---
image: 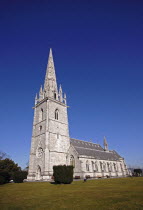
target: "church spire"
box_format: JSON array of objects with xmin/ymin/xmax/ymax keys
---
[
  {"xmin": 103, "ymin": 136, "xmax": 108, "ymax": 151},
  {"xmin": 44, "ymin": 48, "xmax": 58, "ymax": 97}
]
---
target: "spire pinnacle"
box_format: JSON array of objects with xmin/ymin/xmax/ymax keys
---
[
  {"xmin": 103, "ymin": 136, "xmax": 108, "ymax": 151},
  {"xmin": 35, "ymin": 93, "xmax": 38, "ymax": 105},
  {"xmin": 44, "ymin": 49, "xmax": 57, "ymax": 97},
  {"xmin": 59, "ymin": 84, "xmax": 63, "ymax": 102},
  {"xmin": 39, "ymin": 85, "xmax": 43, "ymax": 100},
  {"xmin": 63, "ymin": 93, "xmax": 67, "ymax": 104},
  {"xmin": 40, "ymin": 85, "xmax": 42, "ymax": 93},
  {"xmin": 35, "ymin": 93, "xmax": 38, "ymax": 100}
]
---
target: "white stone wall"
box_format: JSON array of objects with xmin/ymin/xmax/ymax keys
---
[
  {"xmin": 27, "ymin": 97, "xmax": 70, "ymax": 181},
  {"xmin": 65, "ymin": 152, "xmax": 128, "ymax": 179}
]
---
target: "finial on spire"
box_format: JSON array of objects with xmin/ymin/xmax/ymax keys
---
[
  {"xmin": 104, "ymin": 136, "xmax": 108, "ymax": 151},
  {"xmin": 49, "ymin": 48, "xmax": 52, "ymax": 57}
]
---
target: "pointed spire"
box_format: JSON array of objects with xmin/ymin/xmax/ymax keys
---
[
  {"xmin": 104, "ymin": 136, "xmax": 108, "ymax": 151},
  {"xmin": 44, "ymin": 48, "xmax": 58, "ymax": 98},
  {"xmin": 35, "ymin": 93, "xmax": 38, "ymax": 100},
  {"xmin": 63, "ymin": 93, "xmax": 67, "ymax": 104},
  {"xmin": 39, "ymin": 85, "xmax": 43, "ymax": 100},
  {"xmin": 35, "ymin": 93, "xmax": 38, "ymax": 105},
  {"xmin": 40, "ymin": 85, "xmax": 43, "ymax": 93},
  {"xmin": 59, "ymin": 84, "xmax": 63, "ymax": 102}
]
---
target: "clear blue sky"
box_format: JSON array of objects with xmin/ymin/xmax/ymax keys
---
[{"xmin": 0, "ymin": 0, "xmax": 143, "ymax": 169}]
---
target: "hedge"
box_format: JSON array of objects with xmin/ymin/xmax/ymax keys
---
[{"xmin": 53, "ymin": 165, "xmax": 73, "ymax": 184}]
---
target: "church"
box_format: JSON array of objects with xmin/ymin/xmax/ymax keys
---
[{"xmin": 27, "ymin": 49, "xmax": 129, "ymax": 181}]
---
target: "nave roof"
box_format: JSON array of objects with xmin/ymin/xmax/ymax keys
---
[{"xmin": 70, "ymin": 138, "xmax": 122, "ymax": 161}]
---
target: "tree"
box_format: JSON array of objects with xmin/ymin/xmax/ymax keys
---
[
  {"xmin": 134, "ymin": 169, "xmax": 142, "ymax": 176},
  {"xmin": 0, "ymin": 151, "xmax": 8, "ymax": 160},
  {"xmin": 0, "ymin": 158, "xmax": 21, "ymax": 178}
]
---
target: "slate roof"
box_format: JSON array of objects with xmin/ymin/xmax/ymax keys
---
[{"xmin": 70, "ymin": 138, "xmax": 122, "ymax": 161}]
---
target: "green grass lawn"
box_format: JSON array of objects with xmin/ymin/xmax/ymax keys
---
[{"xmin": 0, "ymin": 177, "xmax": 143, "ymax": 210}]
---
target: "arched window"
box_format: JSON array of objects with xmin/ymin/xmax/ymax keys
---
[
  {"xmin": 36, "ymin": 165, "xmax": 41, "ymax": 180},
  {"xmin": 100, "ymin": 162, "xmax": 103, "ymax": 171},
  {"xmin": 70, "ymin": 155, "xmax": 75, "ymax": 167},
  {"xmin": 103, "ymin": 162, "xmax": 106, "ymax": 172},
  {"xmin": 39, "ymin": 125, "xmax": 42, "ymax": 131},
  {"xmin": 86, "ymin": 160, "xmax": 89, "ymax": 171},
  {"xmin": 92, "ymin": 161, "xmax": 95, "ymax": 171},
  {"xmin": 107, "ymin": 162, "xmax": 110, "ymax": 172},
  {"xmin": 116, "ymin": 164, "xmax": 119, "ymax": 172},
  {"xmin": 95, "ymin": 162, "xmax": 98, "ymax": 172},
  {"xmin": 54, "ymin": 92, "xmax": 57, "ymax": 100},
  {"xmin": 113, "ymin": 163, "xmax": 116, "ymax": 172},
  {"xmin": 39, "ymin": 108, "xmax": 44, "ymax": 122},
  {"xmin": 55, "ymin": 109, "xmax": 59, "ymax": 120},
  {"xmin": 110, "ymin": 163, "xmax": 113, "ymax": 172},
  {"xmin": 120, "ymin": 163, "xmax": 123, "ymax": 172}
]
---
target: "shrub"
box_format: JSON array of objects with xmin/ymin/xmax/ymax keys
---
[
  {"xmin": 53, "ymin": 165, "xmax": 73, "ymax": 184},
  {"xmin": 0, "ymin": 170, "xmax": 11, "ymax": 184},
  {"xmin": 0, "ymin": 176, "xmax": 5, "ymax": 185},
  {"xmin": 13, "ymin": 171, "xmax": 27, "ymax": 183}
]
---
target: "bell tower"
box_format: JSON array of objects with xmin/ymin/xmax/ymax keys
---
[{"xmin": 27, "ymin": 49, "xmax": 70, "ymax": 181}]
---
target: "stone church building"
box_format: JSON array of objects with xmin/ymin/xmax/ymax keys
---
[{"xmin": 27, "ymin": 49, "xmax": 129, "ymax": 181}]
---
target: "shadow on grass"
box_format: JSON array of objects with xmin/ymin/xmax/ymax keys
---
[{"xmin": 50, "ymin": 181, "xmax": 73, "ymax": 185}]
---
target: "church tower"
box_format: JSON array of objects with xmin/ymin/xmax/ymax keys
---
[{"xmin": 27, "ymin": 49, "xmax": 70, "ymax": 181}]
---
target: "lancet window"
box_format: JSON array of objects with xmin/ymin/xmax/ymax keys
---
[
  {"xmin": 55, "ymin": 109, "xmax": 59, "ymax": 120},
  {"xmin": 39, "ymin": 108, "xmax": 44, "ymax": 122},
  {"xmin": 86, "ymin": 160, "xmax": 89, "ymax": 171},
  {"xmin": 95, "ymin": 162, "xmax": 98, "ymax": 171},
  {"xmin": 70, "ymin": 155, "xmax": 75, "ymax": 167},
  {"xmin": 92, "ymin": 161, "xmax": 95, "ymax": 171}
]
